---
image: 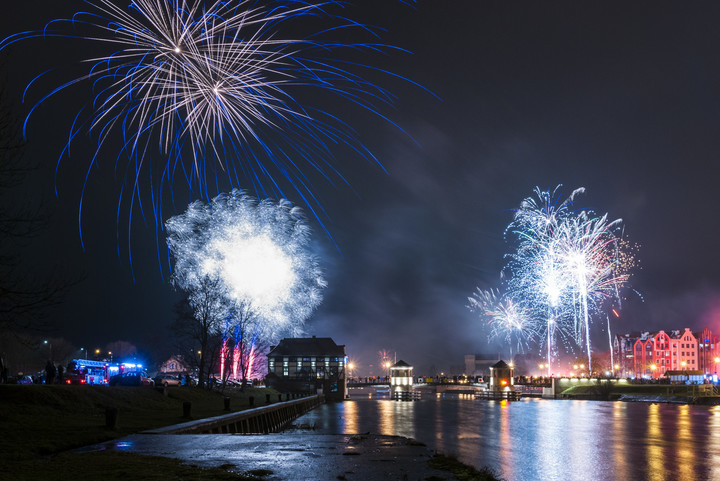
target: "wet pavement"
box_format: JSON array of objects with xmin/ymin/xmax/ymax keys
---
[{"xmin": 93, "ymin": 432, "xmax": 450, "ymax": 481}]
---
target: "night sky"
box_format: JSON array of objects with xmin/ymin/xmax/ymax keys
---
[{"xmin": 3, "ymin": 1, "xmax": 720, "ymax": 376}]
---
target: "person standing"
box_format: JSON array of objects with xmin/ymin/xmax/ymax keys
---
[{"xmin": 45, "ymin": 360, "xmax": 56, "ymax": 384}]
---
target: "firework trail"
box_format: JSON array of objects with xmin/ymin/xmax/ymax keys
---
[
  {"xmin": 467, "ymin": 288, "xmax": 538, "ymax": 359},
  {"xmin": 504, "ymin": 186, "xmax": 583, "ymax": 375},
  {"xmin": 554, "ymin": 210, "xmax": 627, "ymax": 372},
  {"xmin": 166, "ymin": 189, "xmax": 326, "ymax": 339},
  {"xmin": 2, "ymin": 0, "xmax": 428, "ymax": 269},
  {"xmin": 498, "ymin": 185, "xmax": 634, "ymax": 375}
]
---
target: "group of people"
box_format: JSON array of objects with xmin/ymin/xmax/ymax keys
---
[{"xmin": 44, "ymin": 360, "xmax": 65, "ymax": 384}]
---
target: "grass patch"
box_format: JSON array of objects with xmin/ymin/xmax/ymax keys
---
[
  {"xmin": 428, "ymin": 454, "xmax": 503, "ymax": 481},
  {"xmin": 0, "ymin": 384, "xmax": 280, "ymax": 479},
  {"xmin": 560, "ymin": 383, "xmax": 713, "ymax": 398},
  {"xmin": 0, "ymin": 384, "xmax": 278, "ymax": 457}
]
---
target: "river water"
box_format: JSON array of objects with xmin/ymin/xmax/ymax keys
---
[{"xmin": 287, "ymin": 388, "xmax": 720, "ymax": 481}]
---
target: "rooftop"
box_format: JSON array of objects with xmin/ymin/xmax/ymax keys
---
[{"xmin": 268, "ymin": 337, "xmax": 345, "ymax": 357}]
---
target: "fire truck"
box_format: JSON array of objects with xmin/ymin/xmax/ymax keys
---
[{"xmin": 65, "ymin": 359, "xmax": 113, "ymax": 385}]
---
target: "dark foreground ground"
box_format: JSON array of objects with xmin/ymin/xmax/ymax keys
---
[{"xmin": 0, "ymin": 385, "xmax": 500, "ymax": 481}]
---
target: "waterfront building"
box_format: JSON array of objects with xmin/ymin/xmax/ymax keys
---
[
  {"xmin": 489, "ymin": 360, "xmax": 514, "ymax": 391},
  {"xmin": 695, "ymin": 327, "xmax": 720, "ymax": 375},
  {"xmin": 632, "ymin": 334, "xmax": 655, "ymax": 378},
  {"xmin": 670, "ymin": 328, "xmax": 699, "ymax": 372},
  {"xmin": 613, "ymin": 332, "xmax": 642, "ymax": 377},
  {"xmin": 266, "ymin": 336, "xmax": 347, "ymax": 401},
  {"xmin": 390, "ymin": 360, "xmax": 414, "ymax": 400},
  {"xmin": 629, "ymin": 328, "xmax": 703, "ymax": 379},
  {"xmin": 666, "ymin": 369, "xmax": 705, "ymax": 384},
  {"xmin": 464, "ymin": 354, "xmax": 501, "ymax": 378}
]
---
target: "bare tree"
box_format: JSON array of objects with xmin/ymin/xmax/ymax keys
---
[
  {"xmin": 173, "ymin": 274, "xmax": 227, "ymax": 388},
  {"xmin": 0, "ymin": 82, "xmax": 76, "ymax": 354}
]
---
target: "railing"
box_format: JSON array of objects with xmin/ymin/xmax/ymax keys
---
[
  {"xmin": 689, "ymin": 384, "xmax": 719, "ymax": 397},
  {"xmin": 392, "ymin": 390, "xmax": 421, "ymax": 401},
  {"xmin": 474, "ymin": 390, "xmax": 522, "ymax": 401},
  {"xmin": 144, "ymin": 394, "xmax": 323, "ymax": 435}
]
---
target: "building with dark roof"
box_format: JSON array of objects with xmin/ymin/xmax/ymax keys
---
[{"xmin": 266, "ymin": 336, "xmax": 347, "ymax": 401}]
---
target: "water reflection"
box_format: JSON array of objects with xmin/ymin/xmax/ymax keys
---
[
  {"xmin": 676, "ymin": 405, "xmax": 694, "ymax": 481},
  {"xmin": 612, "ymin": 402, "xmax": 630, "ymax": 481},
  {"xmin": 498, "ymin": 400, "xmax": 514, "ymax": 481},
  {"xmin": 344, "ymin": 400, "xmax": 358, "ymax": 434},
  {"xmin": 292, "ymin": 391, "xmax": 719, "ymax": 481},
  {"xmin": 709, "ymin": 406, "xmax": 720, "ymax": 480}
]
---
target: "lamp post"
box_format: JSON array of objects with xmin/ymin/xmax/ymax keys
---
[
  {"xmin": 109, "ymin": 351, "xmax": 113, "ymax": 363},
  {"xmin": 80, "ymin": 348, "xmax": 87, "ymax": 360},
  {"xmin": 43, "ymin": 340, "xmax": 52, "ymax": 362},
  {"xmin": 348, "ymin": 362, "xmax": 355, "ymax": 380},
  {"xmin": 95, "ymin": 348, "xmax": 101, "ymax": 360},
  {"xmin": 384, "ymin": 361, "xmax": 391, "ymax": 382}
]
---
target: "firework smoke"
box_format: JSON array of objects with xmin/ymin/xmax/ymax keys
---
[{"xmin": 166, "ymin": 190, "xmax": 326, "ymax": 339}]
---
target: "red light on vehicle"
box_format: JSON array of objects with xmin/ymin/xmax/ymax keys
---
[
  {"xmin": 65, "ymin": 379, "xmax": 71, "ymax": 384},
  {"xmin": 80, "ymin": 379, "xmax": 86, "ymax": 384}
]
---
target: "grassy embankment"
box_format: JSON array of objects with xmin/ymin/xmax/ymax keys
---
[
  {"xmin": 0, "ymin": 384, "xmax": 280, "ymax": 480},
  {"xmin": 560, "ymin": 382, "xmax": 719, "ymax": 400}
]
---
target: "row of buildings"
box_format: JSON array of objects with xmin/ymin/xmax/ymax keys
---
[{"xmin": 614, "ymin": 327, "xmax": 720, "ymax": 379}]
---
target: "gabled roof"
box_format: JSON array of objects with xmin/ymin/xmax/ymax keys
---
[
  {"xmin": 391, "ymin": 360, "xmax": 411, "ymax": 369},
  {"xmin": 268, "ymin": 337, "xmax": 345, "ymax": 357},
  {"xmin": 491, "ymin": 360, "xmax": 510, "ymax": 369}
]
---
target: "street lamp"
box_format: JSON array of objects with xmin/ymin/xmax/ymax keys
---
[
  {"xmin": 108, "ymin": 351, "xmax": 113, "ymax": 363},
  {"xmin": 348, "ymin": 362, "xmax": 355, "ymax": 379},
  {"xmin": 95, "ymin": 348, "xmax": 101, "ymax": 360},
  {"xmin": 43, "ymin": 340, "xmax": 52, "ymax": 361},
  {"xmin": 80, "ymin": 347, "xmax": 87, "ymax": 360}
]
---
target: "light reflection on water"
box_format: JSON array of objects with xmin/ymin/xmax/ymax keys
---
[{"xmin": 289, "ymin": 391, "xmax": 720, "ymax": 481}]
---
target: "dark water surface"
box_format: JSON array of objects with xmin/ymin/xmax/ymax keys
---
[{"xmin": 288, "ymin": 389, "xmax": 720, "ymax": 481}]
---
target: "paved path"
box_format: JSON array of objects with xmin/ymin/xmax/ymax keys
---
[{"xmin": 92, "ymin": 433, "xmax": 452, "ymax": 481}]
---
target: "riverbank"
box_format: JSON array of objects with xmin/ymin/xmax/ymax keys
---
[
  {"xmin": 0, "ymin": 384, "xmax": 280, "ymax": 480},
  {"xmin": 558, "ymin": 382, "xmax": 720, "ymax": 404},
  {"xmin": 0, "ymin": 385, "xmax": 500, "ymax": 480}
]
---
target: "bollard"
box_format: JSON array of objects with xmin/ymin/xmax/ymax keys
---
[
  {"xmin": 248, "ymin": 396, "xmax": 254, "ymax": 407},
  {"xmin": 183, "ymin": 401, "xmax": 192, "ymax": 418},
  {"xmin": 266, "ymin": 393, "xmax": 271, "ymax": 404},
  {"xmin": 224, "ymin": 396, "xmax": 231, "ymax": 411},
  {"xmin": 105, "ymin": 407, "xmax": 118, "ymax": 429}
]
